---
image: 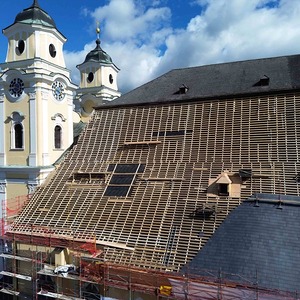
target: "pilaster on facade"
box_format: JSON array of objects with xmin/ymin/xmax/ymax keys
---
[
  {"xmin": 0, "ymin": 94, "xmax": 5, "ymax": 165},
  {"xmin": 29, "ymin": 92, "xmax": 37, "ymax": 167}
]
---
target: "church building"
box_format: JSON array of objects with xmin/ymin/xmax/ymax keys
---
[
  {"xmin": 0, "ymin": 0, "xmax": 120, "ymax": 215},
  {"xmin": 2, "ymin": 1, "xmax": 300, "ymax": 300}
]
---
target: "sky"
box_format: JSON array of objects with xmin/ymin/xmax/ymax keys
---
[{"xmin": 0, "ymin": 0, "xmax": 300, "ymax": 93}]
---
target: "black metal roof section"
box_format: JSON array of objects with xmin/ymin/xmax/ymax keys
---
[
  {"xmin": 183, "ymin": 193, "xmax": 300, "ymax": 293},
  {"xmin": 80, "ymin": 39, "xmax": 114, "ymax": 65},
  {"xmin": 10, "ymin": 0, "xmax": 56, "ymax": 29},
  {"xmin": 104, "ymin": 54, "xmax": 300, "ymax": 107}
]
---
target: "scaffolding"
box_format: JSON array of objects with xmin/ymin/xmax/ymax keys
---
[
  {"xmin": 1, "ymin": 195, "xmax": 30, "ymax": 237},
  {"xmin": 0, "ymin": 227, "xmax": 299, "ymax": 300}
]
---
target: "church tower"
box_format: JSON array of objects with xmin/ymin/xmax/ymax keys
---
[
  {"xmin": 75, "ymin": 25, "xmax": 121, "ymax": 117},
  {"xmin": 0, "ymin": 0, "xmax": 77, "ymax": 202}
]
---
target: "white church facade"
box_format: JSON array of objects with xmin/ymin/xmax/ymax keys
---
[{"xmin": 0, "ymin": 0, "xmax": 120, "ymax": 211}]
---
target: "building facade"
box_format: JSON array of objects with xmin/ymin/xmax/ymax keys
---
[{"xmin": 0, "ymin": 0, "xmax": 120, "ymax": 213}]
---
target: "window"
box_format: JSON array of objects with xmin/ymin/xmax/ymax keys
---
[
  {"xmin": 10, "ymin": 112, "xmax": 24, "ymax": 150},
  {"xmin": 87, "ymin": 72, "xmax": 94, "ymax": 83},
  {"xmin": 69, "ymin": 173, "xmax": 105, "ymax": 185},
  {"xmin": 104, "ymin": 164, "xmax": 145, "ymax": 197},
  {"xmin": 9, "ymin": 78, "xmax": 24, "ymax": 98},
  {"xmin": 14, "ymin": 124, "xmax": 23, "ymax": 149},
  {"xmin": 54, "ymin": 125, "xmax": 62, "ymax": 149},
  {"xmin": 218, "ymin": 183, "xmax": 229, "ymax": 196},
  {"xmin": 16, "ymin": 40, "xmax": 25, "ymax": 55},
  {"xmin": 109, "ymin": 74, "xmax": 113, "ymax": 84},
  {"xmin": 49, "ymin": 44, "xmax": 56, "ymax": 58}
]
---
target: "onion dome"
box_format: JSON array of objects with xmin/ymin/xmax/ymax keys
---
[
  {"xmin": 83, "ymin": 39, "xmax": 113, "ymax": 65},
  {"xmin": 13, "ymin": 0, "xmax": 56, "ymax": 28}
]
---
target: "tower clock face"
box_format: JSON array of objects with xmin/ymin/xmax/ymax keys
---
[
  {"xmin": 9, "ymin": 78, "xmax": 24, "ymax": 98},
  {"xmin": 52, "ymin": 81, "xmax": 65, "ymax": 101}
]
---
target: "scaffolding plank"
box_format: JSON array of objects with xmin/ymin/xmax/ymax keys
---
[
  {"xmin": 37, "ymin": 291, "xmax": 85, "ymax": 300},
  {"xmin": 0, "ymin": 271, "xmax": 32, "ymax": 281},
  {"xmin": 38, "ymin": 266, "xmax": 96, "ymax": 283},
  {"xmin": 0, "ymin": 288, "xmax": 20, "ymax": 296},
  {"xmin": 0, "ymin": 253, "xmax": 33, "ymax": 262}
]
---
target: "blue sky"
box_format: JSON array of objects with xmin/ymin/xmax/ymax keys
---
[{"xmin": 0, "ymin": 0, "xmax": 300, "ymax": 93}]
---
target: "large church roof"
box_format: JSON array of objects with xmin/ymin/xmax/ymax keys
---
[
  {"xmin": 106, "ymin": 54, "xmax": 300, "ymax": 107},
  {"xmin": 6, "ymin": 53, "xmax": 300, "ymax": 294}
]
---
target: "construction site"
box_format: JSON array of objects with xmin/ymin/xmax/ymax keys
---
[
  {"xmin": 1, "ymin": 2, "xmax": 300, "ymax": 298},
  {"xmin": 2, "ymin": 70, "xmax": 300, "ymax": 298},
  {"xmin": 0, "ymin": 196, "xmax": 300, "ymax": 300}
]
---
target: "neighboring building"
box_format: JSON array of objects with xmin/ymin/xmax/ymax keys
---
[
  {"xmin": 0, "ymin": 0, "xmax": 120, "ymax": 211},
  {"xmin": 2, "ymin": 53, "xmax": 300, "ymax": 299}
]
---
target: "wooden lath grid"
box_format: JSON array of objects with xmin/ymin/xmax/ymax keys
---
[{"xmin": 8, "ymin": 92, "xmax": 300, "ymax": 272}]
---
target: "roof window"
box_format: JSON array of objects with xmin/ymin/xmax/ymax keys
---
[
  {"xmin": 104, "ymin": 164, "xmax": 145, "ymax": 197},
  {"xmin": 174, "ymin": 84, "xmax": 189, "ymax": 95},
  {"xmin": 253, "ymin": 75, "xmax": 269, "ymax": 87}
]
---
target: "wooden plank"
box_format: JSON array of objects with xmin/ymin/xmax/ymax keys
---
[
  {"xmin": 141, "ymin": 177, "xmax": 185, "ymax": 181},
  {"xmin": 0, "ymin": 271, "xmax": 32, "ymax": 281},
  {"xmin": 124, "ymin": 141, "xmax": 161, "ymax": 145},
  {"xmin": 0, "ymin": 288, "xmax": 20, "ymax": 296},
  {"xmin": 107, "ymin": 199, "xmax": 132, "ymax": 203},
  {"xmin": 95, "ymin": 240, "xmax": 135, "ymax": 251},
  {"xmin": 37, "ymin": 291, "xmax": 85, "ymax": 300},
  {"xmin": 0, "ymin": 253, "xmax": 33, "ymax": 262}
]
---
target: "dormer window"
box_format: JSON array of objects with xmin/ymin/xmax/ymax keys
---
[
  {"xmin": 207, "ymin": 171, "xmax": 241, "ymax": 198},
  {"xmin": 216, "ymin": 174, "xmax": 231, "ymax": 196},
  {"xmin": 253, "ymin": 75, "xmax": 270, "ymax": 87},
  {"xmin": 218, "ymin": 183, "xmax": 229, "ymax": 196}
]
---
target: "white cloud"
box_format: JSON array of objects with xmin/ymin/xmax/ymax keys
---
[
  {"xmin": 90, "ymin": 0, "xmax": 171, "ymax": 43},
  {"xmin": 64, "ymin": 43, "xmax": 95, "ymax": 84},
  {"xmin": 64, "ymin": 0, "xmax": 300, "ymax": 94},
  {"xmin": 65, "ymin": 0, "xmax": 172, "ymax": 92}
]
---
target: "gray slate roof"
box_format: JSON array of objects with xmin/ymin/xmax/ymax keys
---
[
  {"xmin": 184, "ymin": 193, "xmax": 300, "ymax": 293},
  {"xmin": 105, "ymin": 54, "xmax": 300, "ymax": 107}
]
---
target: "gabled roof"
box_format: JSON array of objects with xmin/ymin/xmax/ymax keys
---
[{"xmin": 105, "ymin": 54, "xmax": 300, "ymax": 107}]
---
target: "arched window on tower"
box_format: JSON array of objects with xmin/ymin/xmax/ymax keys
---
[
  {"xmin": 54, "ymin": 125, "xmax": 62, "ymax": 149},
  {"xmin": 10, "ymin": 112, "xmax": 25, "ymax": 150},
  {"xmin": 51, "ymin": 113, "xmax": 65, "ymax": 150},
  {"xmin": 14, "ymin": 123, "xmax": 23, "ymax": 149}
]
